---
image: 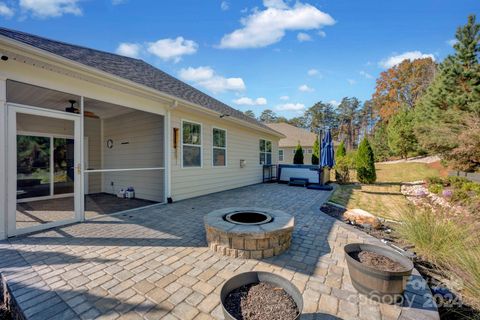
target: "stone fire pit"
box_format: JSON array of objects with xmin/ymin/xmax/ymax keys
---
[{"xmin": 204, "ymin": 207, "xmax": 294, "ymax": 259}]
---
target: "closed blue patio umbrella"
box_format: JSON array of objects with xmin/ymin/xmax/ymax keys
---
[
  {"xmin": 321, "ymin": 129, "xmax": 335, "ymax": 169},
  {"xmin": 308, "ymin": 129, "xmax": 334, "ymax": 190}
]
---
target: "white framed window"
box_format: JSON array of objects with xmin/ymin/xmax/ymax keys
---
[
  {"xmin": 259, "ymin": 139, "xmax": 272, "ymax": 165},
  {"xmin": 182, "ymin": 120, "xmax": 202, "ymax": 168},
  {"xmin": 212, "ymin": 127, "xmax": 227, "ymax": 167},
  {"xmin": 292, "ymin": 149, "xmax": 296, "ymax": 154},
  {"xmin": 307, "ymin": 149, "xmax": 312, "ymax": 154},
  {"xmin": 278, "ymin": 149, "xmax": 284, "ymax": 162}
]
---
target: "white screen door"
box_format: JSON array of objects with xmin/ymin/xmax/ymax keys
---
[{"xmin": 7, "ymin": 104, "xmax": 82, "ymax": 236}]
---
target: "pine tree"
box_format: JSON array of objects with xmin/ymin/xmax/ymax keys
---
[
  {"xmin": 371, "ymin": 123, "xmax": 391, "ymax": 161},
  {"xmin": 414, "ymin": 15, "xmax": 480, "ymax": 170},
  {"xmin": 387, "ymin": 107, "xmax": 418, "ymax": 159},
  {"xmin": 293, "ymin": 143, "xmax": 304, "ymax": 164},
  {"xmin": 312, "ymin": 137, "xmax": 319, "ymax": 165},
  {"xmin": 356, "ymin": 138, "xmax": 376, "ymax": 184}
]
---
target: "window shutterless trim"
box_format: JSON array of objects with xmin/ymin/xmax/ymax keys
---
[
  {"xmin": 212, "ymin": 126, "xmax": 227, "ymax": 167},
  {"xmin": 259, "ymin": 138, "xmax": 272, "ymax": 165},
  {"xmin": 181, "ymin": 119, "xmax": 203, "ymax": 168}
]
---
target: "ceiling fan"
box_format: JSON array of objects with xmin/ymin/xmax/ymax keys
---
[{"xmin": 65, "ymin": 100, "xmax": 99, "ymax": 119}]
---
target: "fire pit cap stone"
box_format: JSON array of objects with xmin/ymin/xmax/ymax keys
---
[{"xmin": 204, "ymin": 207, "xmax": 295, "ymax": 259}]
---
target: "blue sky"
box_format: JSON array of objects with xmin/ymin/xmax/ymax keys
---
[{"xmin": 0, "ymin": 0, "xmax": 478, "ymax": 118}]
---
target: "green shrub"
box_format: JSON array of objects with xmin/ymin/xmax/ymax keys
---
[
  {"xmin": 428, "ymin": 184, "xmax": 444, "ymax": 194},
  {"xmin": 336, "ymin": 141, "xmax": 346, "ymax": 158},
  {"xmin": 452, "ymin": 189, "xmax": 470, "ymax": 203},
  {"xmin": 447, "ymin": 176, "xmax": 469, "ymax": 188},
  {"xmin": 399, "ymin": 210, "xmax": 466, "ymax": 265},
  {"xmin": 356, "ymin": 138, "xmax": 376, "ymax": 184},
  {"xmin": 293, "ymin": 143, "xmax": 304, "ymax": 164},
  {"xmin": 335, "ymin": 157, "xmax": 351, "ymax": 184},
  {"xmin": 462, "ymin": 181, "xmax": 480, "ymax": 195},
  {"xmin": 426, "ymin": 176, "xmax": 445, "ymax": 186},
  {"xmin": 312, "ymin": 137, "xmax": 319, "ymax": 165}
]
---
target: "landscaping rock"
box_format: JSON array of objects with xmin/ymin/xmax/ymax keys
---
[{"xmin": 342, "ymin": 208, "xmax": 382, "ymax": 229}]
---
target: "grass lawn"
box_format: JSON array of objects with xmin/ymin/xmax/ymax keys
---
[{"xmin": 329, "ymin": 162, "xmax": 443, "ymax": 220}]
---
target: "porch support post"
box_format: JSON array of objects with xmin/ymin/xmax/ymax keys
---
[
  {"xmin": 79, "ymin": 96, "xmax": 85, "ymax": 221},
  {"xmin": 164, "ymin": 109, "xmax": 172, "ymax": 202},
  {"xmin": 0, "ymin": 75, "xmax": 7, "ymax": 239}
]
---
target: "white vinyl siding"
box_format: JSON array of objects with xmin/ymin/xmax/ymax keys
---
[
  {"xmin": 102, "ymin": 111, "xmax": 164, "ymax": 202},
  {"xmin": 212, "ymin": 127, "xmax": 227, "ymax": 167},
  {"xmin": 170, "ymin": 109, "xmax": 279, "ymax": 201}
]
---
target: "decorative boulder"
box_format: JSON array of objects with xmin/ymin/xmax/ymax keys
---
[{"xmin": 342, "ymin": 208, "xmax": 382, "ymax": 229}]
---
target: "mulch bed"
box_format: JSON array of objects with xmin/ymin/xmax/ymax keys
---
[
  {"xmin": 351, "ymin": 250, "xmax": 409, "ymax": 272},
  {"xmin": 224, "ymin": 282, "xmax": 299, "ymax": 320},
  {"xmin": 320, "ymin": 203, "xmax": 404, "ymax": 244}
]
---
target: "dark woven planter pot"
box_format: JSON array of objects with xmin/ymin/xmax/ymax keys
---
[
  {"xmin": 345, "ymin": 243, "xmax": 414, "ymax": 304},
  {"xmin": 220, "ymin": 271, "xmax": 303, "ymax": 320}
]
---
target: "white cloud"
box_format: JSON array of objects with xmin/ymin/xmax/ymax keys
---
[
  {"xmin": 178, "ymin": 66, "xmax": 214, "ymax": 82},
  {"xmin": 318, "ymin": 30, "xmax": 326, "ymax": 38},
  {"xmin": 297, "ymin": 32, "xmax": 312, "ymax": 42},
  {"xmin": 359, "ymin": 70, "xmax": 373, "ymax": 79},
  {"xmin": 0, "ymin": 2, "xmax": 14, "ymax": 18},
  {"xmin": 347, "ymin": 79, "xmax": 356, "ymax": 85},
  {"xmin": 147, "ymin": 37, "xmax": 198, "ymax": 63},
  {"xmin": 328, "ymin": 100, "xmax": 340, "ymax": 107},
  {"xmin": 263, "ymin": 0, "xmax": 288, "ymax": 9},
  {"xmin": 380, "ymin": 51, "xmax": 435, "ymax": 69},
  {"xmin": 307, "ymin": 68, "xmax": 318, "ymax": 76},
  {"xmin": 446, "ymin": 39, "xmax": 457, "ymax": 47},
  {"xmin": 115, "ymin": 43, "xmax": 141, "ymax": 58},
  {"xmin": 179, "ymin": 66, "xmax": 246, "ymax": 93},
  {"xmin": 19, "ymin": 0, "xmax": 82, "ymax": 18},
  {"xmin": 233, "ymin": 97, "xmax": 267, "ymax": 106},
  {"xmin": 218, "ymin": 1, "xmax": 335, "ymax": 49},
  {"xmin": 221, "ymin": 1, "xmax": 229, "ymax": 11},
  {"xmin": 276, "ymin": 103, "xmax": 305, "ymax": 111},
  {"xmin": 299, "ymin": 84, "xmax": 314, "ymax": 92},
  {"xmin": 279, "ymin": 95, "xmax": 289, "ymax": 101}
]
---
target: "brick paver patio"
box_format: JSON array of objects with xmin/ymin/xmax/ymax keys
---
[{"xmin": 0, "ymin": 184, "xmax": 438, "ymax": 319}]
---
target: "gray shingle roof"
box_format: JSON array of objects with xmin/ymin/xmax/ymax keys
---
[{"xmin": 0, "ymin": 27, "xmax": 277, "ymax": 134}]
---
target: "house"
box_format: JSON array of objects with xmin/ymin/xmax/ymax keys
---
[
  {"xmin": 266, "ymin": 123, "xmax": 318, "ymax": 165},
  {"xmin": 0, "ymin": 27, "xmax": 284, "ymax": 239}
]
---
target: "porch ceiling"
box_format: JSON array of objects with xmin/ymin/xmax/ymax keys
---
[{"xmin": 6, "ymin": 80, "xmax": 137, "ymax": 119}]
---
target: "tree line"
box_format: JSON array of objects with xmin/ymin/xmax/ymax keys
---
[{"xmin": 246, "ymin": 14, "xmax": 480, "ymax": 172}]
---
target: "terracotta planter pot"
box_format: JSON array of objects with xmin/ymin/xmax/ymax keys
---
[
  {"xmin": 220, "ymin": 271, "xmax": 303, "ymax": 320},
  {"xmin": 345, "ymin": 243, "xmax": 414, "ymax": 304}
]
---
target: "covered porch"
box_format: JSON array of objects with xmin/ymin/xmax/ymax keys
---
[{"xmin": 3, "ymin": 79, "xmax": 167, "ymax": 236}]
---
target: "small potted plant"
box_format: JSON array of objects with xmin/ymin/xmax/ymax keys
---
[
  {"xmin": 344, "ymin": 243, "xmax": 414, "ymax": 304},
  {"xmin": 220, "ymin": 271, "xmax": 303, "ymax": 320}
]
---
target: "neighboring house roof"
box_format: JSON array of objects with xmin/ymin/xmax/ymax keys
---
[
  {"xmin": 266, "ymin": 123, "xmax": 317, "ymax": 148},
  {"xmin": 0, "ymin": 27, "xmax": 280, "ymax": 135}
]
